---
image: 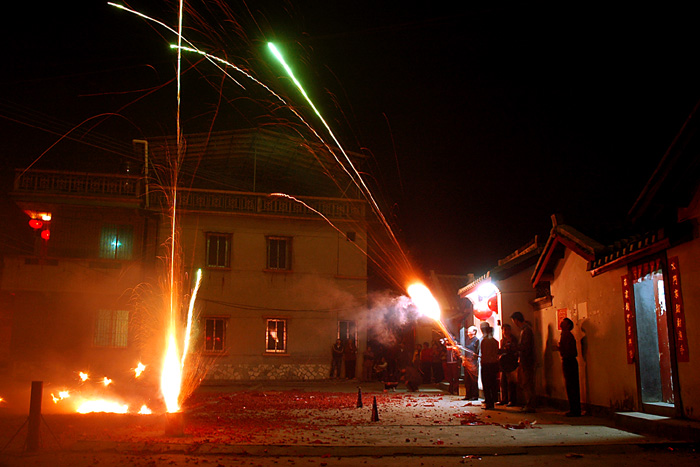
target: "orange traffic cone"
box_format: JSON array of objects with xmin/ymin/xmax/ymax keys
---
[
  {"xmin": 371, "ymin": 396, "xmax": 379, "ymax": 422},
  {"xmin": 357, "ymin": 387, "xmax": 363, "ymax": 408}
]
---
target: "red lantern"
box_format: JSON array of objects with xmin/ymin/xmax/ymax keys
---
[
  {"xmin": 41, "ymin": 229, "xmax": 50, "ymax": 241},
  {"xmin": 29, "ymin": 219, "xmax": 43, "ymax": 230},
  {"xmin": 473, "ymin": 308, "xmax": 493, "ymax": 320},
  {"xmin": 487, "ymin": 296, "xmax": 498, "ymax": 313}
]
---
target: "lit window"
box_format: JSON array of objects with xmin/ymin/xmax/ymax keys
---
[
  {"xmin": 266, "ymin": 236, "xmax": 291, "ymax": 270},
  {"xmin": 100, "ymin": 224, "xmax": 134, "ymax": 260},
  {"xmin": 94, "ymin": 310, "xmax": 129, "ymax": 348},
  {"xmin": 205, "ymin": 318, "xmax": 226, "ymax": 353},
  {"xmin": 206, "ymin": 233, "xmax": 231, "ymax": 268},
  {"xmin": 266, "ymin": 319, "xmax": 287, "ymax": 353}
]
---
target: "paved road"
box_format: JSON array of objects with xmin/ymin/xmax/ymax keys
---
[{"xmin": 1, "ymin": 380, "xmax": 698, "ymax": 466}]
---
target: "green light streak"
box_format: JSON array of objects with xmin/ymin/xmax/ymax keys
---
[
  {"xmin": 267, "ymin": 43, "xmax": 326, "ymax": 125},
  {"xmin": 266, "ymin": 42, "xmax": 408, "ymax": 270}
]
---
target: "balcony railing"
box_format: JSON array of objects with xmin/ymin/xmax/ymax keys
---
[
  {"xmin": 151, "ymin": 189, "xmax": 366, "ymax": 220},
  {"xmin": 14, "ymin": 169, "xmax": 140, "ymax": 198},
  {"xmin": 13, "ymin": 169, "xmax": 365, "ymax": 221}
]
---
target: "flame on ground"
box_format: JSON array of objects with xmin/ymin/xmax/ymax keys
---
[{"xmin": 76, "ymin": 399, "xmax": 128, "ymax": 414}]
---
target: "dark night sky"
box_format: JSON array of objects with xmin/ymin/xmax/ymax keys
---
[{"xmin": 3, "ymin": 2, "xmax": 699, "ymax": 276}]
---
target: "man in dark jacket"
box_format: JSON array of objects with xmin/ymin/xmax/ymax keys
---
[
  {"xmin": 511, "ymin": 311, "xmax": 535, "ymax": 412},
  {"xmin": 557, "ymin": 318, "xmax": 581, "ymax": 416}
]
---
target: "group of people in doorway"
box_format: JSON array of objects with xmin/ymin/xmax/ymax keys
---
[
  {"xmin": 461, "ymin": 311, "xmax": 580, "ymax": 416},
  {"xmin": 330, "ymin": 311, "xmax": 581, "ymax": 417},
  {"xmin": 462, "ymin": 312, "xmax": 534, "ymax": 411}
]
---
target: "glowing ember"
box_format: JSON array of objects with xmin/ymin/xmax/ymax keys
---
[
  {"xmin": 79, "ymin": 372, "xmax": 89, "ymax": 382},
  {"xmin": 102, "ymin": 377, "xmax": 113, "ymax": 387},
  {"xmin": 76, "ymin": 400, "xmax": 128, "ymax": 414},
  {"xmin": 51, "ymin": 391, "xmax": 70, "ymax": 404},
  {"xmin": 407, "ymin": 283, "xmax": 441, "ymax": 321},
  {"xmin": 138, "ymin": 404, "xmax": 152, "ymax": 415},
  {"xmin": 134, "ymin": 362, "xmax": 146, "ymax": 378}
]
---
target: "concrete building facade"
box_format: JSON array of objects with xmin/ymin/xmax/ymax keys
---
[{"xmin": 0, "ymin": 129, "xmax": 369, "ymax": 390}]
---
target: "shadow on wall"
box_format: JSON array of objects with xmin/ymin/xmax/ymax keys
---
[{"xmin": 543, "ymin": 322, "xmax": 557, "ymax": 397}]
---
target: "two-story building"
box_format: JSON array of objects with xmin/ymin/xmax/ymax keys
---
[{"xmin": 0, "ymin": 128, "xmax": 369, "ymax": 394}]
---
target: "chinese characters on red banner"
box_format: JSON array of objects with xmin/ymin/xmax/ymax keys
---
[
  {"xmin": 557, "ymin": 308, "xmax": 568, "ymax": 329},
  {"xmin": 621, "ymin": 275, "xmax": 635, "ymax": 364},
  {"xmin": 668, "ymin": 257, "xmax": 689, "ymax": 362}
]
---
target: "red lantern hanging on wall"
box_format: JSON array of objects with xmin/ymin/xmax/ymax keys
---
[
  {"xmin": 473, "ymin": 308, "xmax": 493, "ymax": 321},
  {"xmin": 487, "ymin": 296, "xmax": 498, "ymax": 313}
]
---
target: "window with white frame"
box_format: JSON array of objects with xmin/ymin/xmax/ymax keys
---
[
  {"xmin": 266, "ymin": 319, "xmax": 287, "ymax": 353},
  {"xmin": 266, "ymin": 236, "xmax": 291, "ymax": 270},
  {"xmin": 94, "ymin": 309, "xmax": 129, "ymax": 348},
  {"xmin": 204, "ymin": 318, "xmax": 226, "ymax": 353},
  {"xmin": 206, "ymin": 233, "xmax": 231, "ymax": 268}
]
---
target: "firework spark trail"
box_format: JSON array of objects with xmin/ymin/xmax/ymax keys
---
[
  {"xmin": 266, "ymin": 43, "xmax": 410, "ymax": 271},
  {"xmin": 110, "ymin": 0, "xmax": 412, "ymax": 283},
  {"xmin": 181, "ymin": 269, "xmax": 203, "ymax": 371},
  {"xmin": 110, "ymin": 1, "xmax": 204, "ymax": 413},
  {"xmin": 108, "ymin": 3, "xmax": 246, "ymax": 89},
  {"xmin": 270, "ymin": 193, "xmax": 370, "ymax": 259},
  {"xmin": 112, "ymin": 4, "xmax": 439, "ymax": 336}
]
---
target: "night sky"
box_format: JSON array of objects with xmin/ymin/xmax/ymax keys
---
[{"xmin": 3, "ymin": 2, "xmax": 699, "ymax": 276}]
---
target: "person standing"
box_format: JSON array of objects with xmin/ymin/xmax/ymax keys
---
[
  {"xmin": 558, "ymin": 318, "xmax": 582, "ymax": 417},
  {"xmin": 344, "ymin": 339, "xmax": 357, "ymax": 379},
  {"xmin": 330, "ymin": 338, "xmax": 344, "ymax": 379},
  {"xmin": 462, "ymin": 326, "xmax": 480, "ymax": 400},
  {"xmin": 511, "ymin": 311, "xmax": 535, "ymax": 412},
  {"xmin": 412, "ymin": 344, "xmax": 423, "ymax": 368},
  {"xmin": 479, "ymin": 324, "xmax": 500, "ymax": 410},
  {"xmin": 498, "ymin": 323, "xmax": 519, "ymax": 406}
]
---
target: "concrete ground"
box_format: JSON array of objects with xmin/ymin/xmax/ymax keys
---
[{"xmin": 1, "ymin": 380, "xmax": 698, "ymax": 466}]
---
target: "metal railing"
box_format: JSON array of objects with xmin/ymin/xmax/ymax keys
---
[
  {"xmin": 151, "ymin": 189, "xmax": 366, "ymax": 220},
  {"xmin": 14, "ymin": 169, "xmax": 140, "ymax": 197},
  {"xmin": 13, "ymin": 170, "xmax": 365, "ymax": 221}
]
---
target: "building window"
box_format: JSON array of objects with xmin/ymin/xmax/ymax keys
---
[
  {"xmin": 206, "ymin": 233, "xmax": 231, "ymax": 268},
  {"xmin": 266, "ymin": 236, "xmax": 291, "ymax": 270},
  {"xmin": 266, "ymin": 319, "xmax": 287, "ymax": 353},
  {"xmin": 94, "ymin": 309, "xmax": 129, "ymax": 348},
  {"xmin": 100, "ymin": 224, "xmax": 134, "ymax": 260},
  {"xmin": 204, "ymin": 318, "xmax": 226, "ymax": 353},
  {"xmin": 338, "ymin": 320, "xmax": 356, "ymax": 346}
]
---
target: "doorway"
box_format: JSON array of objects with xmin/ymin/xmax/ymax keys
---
[{"xmin": 632, "ymin": 266, "xmax": 675, "ymax": 415}]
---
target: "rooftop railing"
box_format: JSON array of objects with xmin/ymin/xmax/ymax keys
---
[{"xmin": 13, "ymin": 169, "xmax": 365, "ymax": 220}]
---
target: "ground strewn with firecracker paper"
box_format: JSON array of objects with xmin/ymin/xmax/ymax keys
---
[{"xmin": 1, "ymin": 381, "xmax": 698, "ymax": 466}]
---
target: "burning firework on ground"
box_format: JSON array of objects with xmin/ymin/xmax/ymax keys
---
[{"xmin": 47, "ymin": 365, "xmax": 157, "ymax": 414}]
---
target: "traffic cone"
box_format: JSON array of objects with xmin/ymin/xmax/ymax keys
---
[
  {"xmin": 356, "ymin": 387, "xmax": 363, "ymax": 408},
  {"xmin": 371, "ymin": 396, "xmax": 379, "ymax": 421}
]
